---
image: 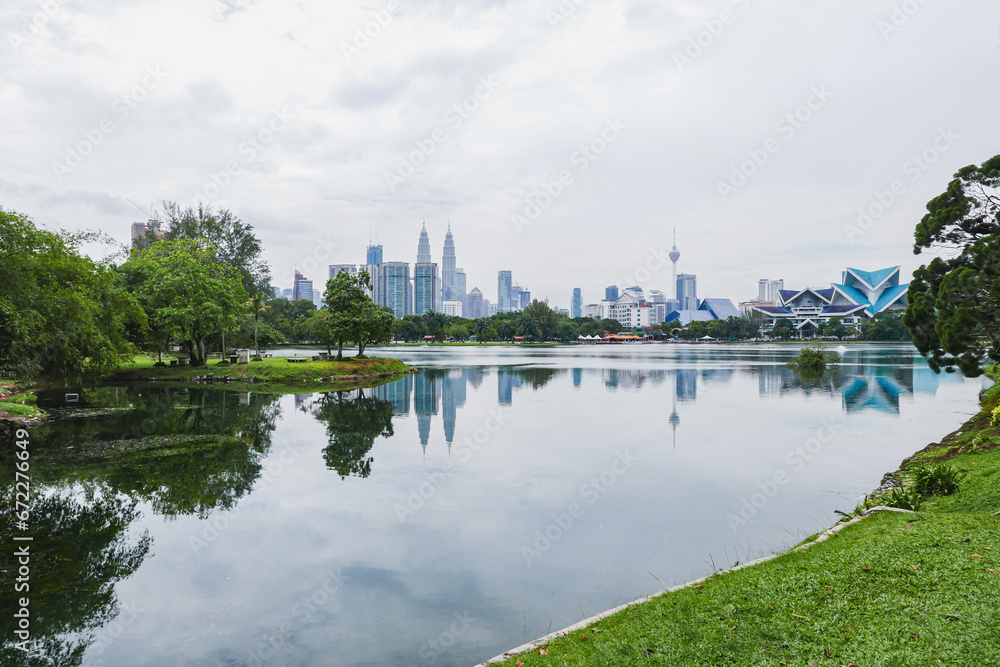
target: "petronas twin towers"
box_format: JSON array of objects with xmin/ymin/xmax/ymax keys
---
[{"xmin": 414, "ymin": 222, "xmax": 463, "ymax": 316}]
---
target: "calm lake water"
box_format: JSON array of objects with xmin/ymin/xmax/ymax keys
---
[{"xmin": 0, "ymin": 344, "xmax": 983, "ymax": 666}]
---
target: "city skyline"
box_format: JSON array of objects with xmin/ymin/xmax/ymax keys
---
[{"xmin": 5, "ymin": 2, "xmax": 992, "ymax": 309}]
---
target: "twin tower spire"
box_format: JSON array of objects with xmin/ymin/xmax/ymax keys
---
[{"xmin": 417, "ymin": 220, "xmax": 460, "ymax": 307}]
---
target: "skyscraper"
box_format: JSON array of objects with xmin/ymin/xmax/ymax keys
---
[
  {"xmin": 571, "ymin": 288, "xmax": 582, "ymax": 318},
  {"xmin": 366, "ymin": 244, "xmax": 383, "ymax": 265},
  {"xmin": 466, "ymin": 287, "xmax": 484, "ymax": 319},
  {"xmin": 455, "ymin": 268, "xmax": 467, "ymax": 312},
  {"xmin": 605, "ymin": 285, "xmax": 619, "ymax": 301},
  {"xmin": 512, "ymin": 285, "xmax": 530, "ymax": 310},
  {"xmin": 441, "ymin": 224, "xmax": 457, "ymax": 304},
  {"xmin": 329, "ymin": 264, "xmax": 357, "ymax": 280},
  {"xmin": 498, "ymin": 270, "xmax": 513, "ymax": 312},
  {"xmin": 414, "ymin": 263, "xmax": 439, "ymax": 315},
  {"xmin": 293, "ymin": 271, "xmax": 314, "ymax": 303},
  {"xmin": 677, "ymin": 273, "xmax": 698, "ymax": 310},
  {"xmin": 669, "ymin": 228, "xmax": 681, "ymax": 300},
  {"xmin": 417, "ymin": 222, "xmax": 432, "ymax": 264},
  {"xmin": 371, "ymin": 262, "xmax": 411, "ymax": 318}
]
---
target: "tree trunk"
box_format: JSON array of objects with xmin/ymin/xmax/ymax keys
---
[
  {"xmin": 336, "ymin": 337, "xmax": 344, "ymax": 361},
  {"xmin": 357, "ymin": 339, "xmax": 366, "ymax": 358}
]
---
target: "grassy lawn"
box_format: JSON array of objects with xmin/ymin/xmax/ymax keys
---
[
  {"xmin": 0, "ymin": 382, "xmax": 40, "ymax": 419},
  {"xmin": 112, "ymin": 355, "xmax": 411, "ymax": 392},
  {"xmin": 490, "ymin": 378, "xmax": 1000, "ymax": 666}
]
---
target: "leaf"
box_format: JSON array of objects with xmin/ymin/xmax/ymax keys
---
[
  {"xmin": 792, "ymin": 613, "xmax": 809, "ymax": 619},
  {"xmin": 539, "ymin": 647, "xmax": 549, "ymax": 656},
  {"xmin": 515, "ymin": 661, "xmax": 523, "ymax": 667},
  {"xmin": 972, "ymin": 553, "xmax": 982, "ymax": 558},
  {"xmin": 824, "ymin": 650, "xmax": 833, "ymax": 658}
]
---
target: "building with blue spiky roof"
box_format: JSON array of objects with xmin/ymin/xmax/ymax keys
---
[{"xmin": 752, "ymin": 266, "xmax": 909, "ymax": 336}]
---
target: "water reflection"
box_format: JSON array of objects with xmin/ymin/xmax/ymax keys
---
[
  {"xmin": 309, "ymin": 389, "xmax": 395, "ymax": 478},
  {"xmin": 0, "ymin": 490, "xmax": 151, "ymax": 666}
]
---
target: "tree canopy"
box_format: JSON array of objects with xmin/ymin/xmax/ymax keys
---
[
  {"xmin": 160, "ymin": 202, "xmax": 271, "ymax": 296},
  {"xmin": 0, "ymin": 207, "xmax": 143, "ymax": 380},
  {"xmin": 905, "ymin": 155, "xmax": 1000, "ymax": 376},
  {"xmin": 120, "ymin": 239, "xmax": 248, "ymax": 366}
]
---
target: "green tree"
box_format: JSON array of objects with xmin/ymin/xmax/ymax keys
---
[
  {"xmin": 121, "ymin": 239, "xmax": 248, "ymax": 366},
  {"xmin": 861, "ymin": 311, "xmax": 911, "ymax": 341},
  {"xmin": 523, "ymin": 300, "xmax": 559, "ymax": 339},
  {"xmin": 394, "ymin": 315, "xmax": 426, "ymax": 342},
  {"xmin": 0, "ymin": 208, "xmax": 144, "ymax": 380},
  {"xmin": 557, "ymin": 320, "xmax": 581, "ymax": 342},
  {"xmin": 472, "ymin": 319, "xmax": 492, "ymax": 342},
  {"xmin": 825, "ymin": 316, "xmax": 850, "ymax": 340},
  {"xmin": 423, "ymin": 311, "xmax": 448, "ymax": 341},
  {"xmin": 770, "ymin": 319, "xmax": 796, "ymax": 340},
  {"xmin": 322, "ymin": 270, "xmax": 373, "ymax": 359},
  {"xmin": 161, "ymin": 202, "xmax": 270, "ymax": 296},
  {"xmin": 497, "ymin": 319, "xmax": 515, "ymax": 342},
  {"xmin": 905, "ymin": 155, "xmax": 1000, "ymax": 376},
  {"xmin": 264, "ymin": 298, "xmax": 316, "ymax": 343},
  {"xmin": 354, "ymin": 306, "xmax": 395, "ymax": 357},
  {"xmin": 246, "ymin": 292, "xmax": 269, "ymax": 358},
  {"xmin": 449, "ymin": 323, "xmax": 470, "ymax": 341},
  {"xmin": 599, "ymin": 318, "xmax": 623, "ymax": 334}
]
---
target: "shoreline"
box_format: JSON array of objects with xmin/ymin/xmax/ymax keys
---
[{"xmin": 479, "ymin": 369, "xmax": 999, "ymax": 666}]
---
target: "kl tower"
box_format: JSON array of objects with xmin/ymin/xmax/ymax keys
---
[{"xmin": 669, "ymin": 228, "xmax": 681, "ymax": 300}]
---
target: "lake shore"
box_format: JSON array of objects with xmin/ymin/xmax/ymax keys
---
[
  {"xmin": 106, "ymin": 355, "xmax": 414, "ymax": 394},
  {"xmin": 481, "ymin": 370, "xmax": 1000, "ymax": 666}
]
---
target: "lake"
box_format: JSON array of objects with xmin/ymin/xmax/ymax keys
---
[{"xmin": 0, "ymin": 344, "xmax": 983, "ymax": 666}]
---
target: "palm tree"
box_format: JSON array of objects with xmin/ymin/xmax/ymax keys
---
[
  {"xmin": 497, "ymin": 320, "xmax": 515, "ymax": 342},
  {"xmin": 472, "ymin": 319, "xmax": 491, "ymax": 343},
  {"xmin": 422, "ymin": 311, "xmax": 448, "ymax": 342},
  {"xmin": 246, "ymin": 293, "xmax": 270, "ymax": 358}
]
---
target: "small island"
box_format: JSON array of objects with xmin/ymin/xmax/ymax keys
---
[{"xmin": 110, "ymin": 355, "xmax": 413, "ymax": 393}]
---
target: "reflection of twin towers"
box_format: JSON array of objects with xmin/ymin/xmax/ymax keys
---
[{"xmin": 371, "ymin": 367, "xmax": 702, "ymax": 452}]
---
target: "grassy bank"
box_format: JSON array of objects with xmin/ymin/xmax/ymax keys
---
[
  {"xmin": 489, "ymin": 376, "xmax": 1000, "ymax": 666},
  {"xmin": 0, "ymin": 382, "xmax": 41, "ymax": 420},
  {"xmin": 110, "ymin": 355, "xmax": 412, "ymax": 393}
]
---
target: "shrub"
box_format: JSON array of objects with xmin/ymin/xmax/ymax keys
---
[
  {"xmin": 991, "ymin": 405, "xmax": 1000, "ymax": 428},
  {"xmin": 909, "ymin": 463, "xmax": 964, "ymax": 497},
  {"xmin": 879, "ymin": 487, "xmax": 923, "ymax": 512}
]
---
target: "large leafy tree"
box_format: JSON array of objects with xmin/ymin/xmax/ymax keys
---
[
  {"xmin": 160, "ymin": 202, "xmax": 271, "ymax": 296},
  {"xmin": 121, "ymin": 239, "xmax": 248, "ymax": 366},
  {"xmin": 322, "ymin": 269, "xmax": 384, "ymax": 359},
  {"xmin": 0, "ymin": 207, "xmax": 143, "ymax": 380},
  {"xmin": 904, "ymin": 155, "xmax": 1000, "ymax": 376}
]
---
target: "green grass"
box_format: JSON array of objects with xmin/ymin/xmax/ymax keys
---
[
  {"xmin": 112, "ymin": 355, "xmax": 411, "ymax": 392},
  {"xmin": 0, "ymin": 385, "xmax": 41, "ymax": 419},
  {"xmin": 493, "ymin": 371, "xmax": 1000, "ymax": 666}
]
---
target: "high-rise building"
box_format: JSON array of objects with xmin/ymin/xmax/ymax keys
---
[
  {"xmin": 455, "ymin": 268, "xmax": 467, "ymax": 313},
  {"xmin": 442, "ymin": 301, "xmax": 463, "ymax": 317},
  {"xmin": 329, "ymin": 264, "xmax": 357, "ymax": 280},
  {"xmin": 466, "ymin": 288, "xmax": 485, "ymax": 319},
  {"xmin": 498, "ymin": 270, "xmax": 513, "ymax": 312},
  {"xmin": 623, "ymin": 285, "xmax": 643, "ymax": 300},
  {"xmin": 605, "ymin": 285, "xmax": 619, "ymax": 301},
  {"xmin": 366, "ymin": 244, "xmax": 383, "ymax": 265},
  {"xmin": 584, "ymin": 303, "xmax": 602, "ymax": 319},
  {"xmin": 512, "ymin": 285, "xmax": 530, "ymax": 310},
  {"xmin": 571, "ymin": 288, "xmax": 583, "ymax": 319},
  {"xmin": 371, "ymin": 262, "xmax": 411, "ymax": 318},
  {"xmin": 669, "ymin": 228, "xmax": 681, "ymax": 301},
  {"xmin": 677, "ymin": 273, "xmax": 698, "ymax": 310},
  {"xmin": 757, "ymin": 278, "xmax": 784, "ymax": 303},
  {"xmin": 417, "ymin": 222, "xmax": 432, "ymax": 264},
  {"xmin": 441, "ymin": 224, "xmax": 457, "ymax": 305},
  {"xmin": 414, "ymin": 263, "xmax": 439, "ymax": 315},
  {"xmin": 130, "ymin": 219, "xmax": 162, "ymax": 249},
  {"xmin": 293, "ymin": 271, "xmax": 314, "ymax": 303}
]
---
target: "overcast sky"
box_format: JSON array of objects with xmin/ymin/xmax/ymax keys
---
[{"xmin": 2, "ymin": 0, "xmax": 998, "ymax": 307}]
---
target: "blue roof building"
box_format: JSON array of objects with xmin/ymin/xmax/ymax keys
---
[
  {"xmin": 753, "ymin": 266, "xmax": 909, "ymax": 336},
  {"xmin": 664, "ymin": 297, "xmax": 742, "ymax": 326}
]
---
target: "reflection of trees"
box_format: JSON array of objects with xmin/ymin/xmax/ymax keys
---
[
  {"xmin": 0, "ymin": 489, "xmax": 151, "ymax": 667},
  {"xmin": 26, "ymin": 386, "xmax": 281, "ymax": 517},
  {"xmin": 311, "ymin": 390, "xmax": 394, "ymax": 479}
]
